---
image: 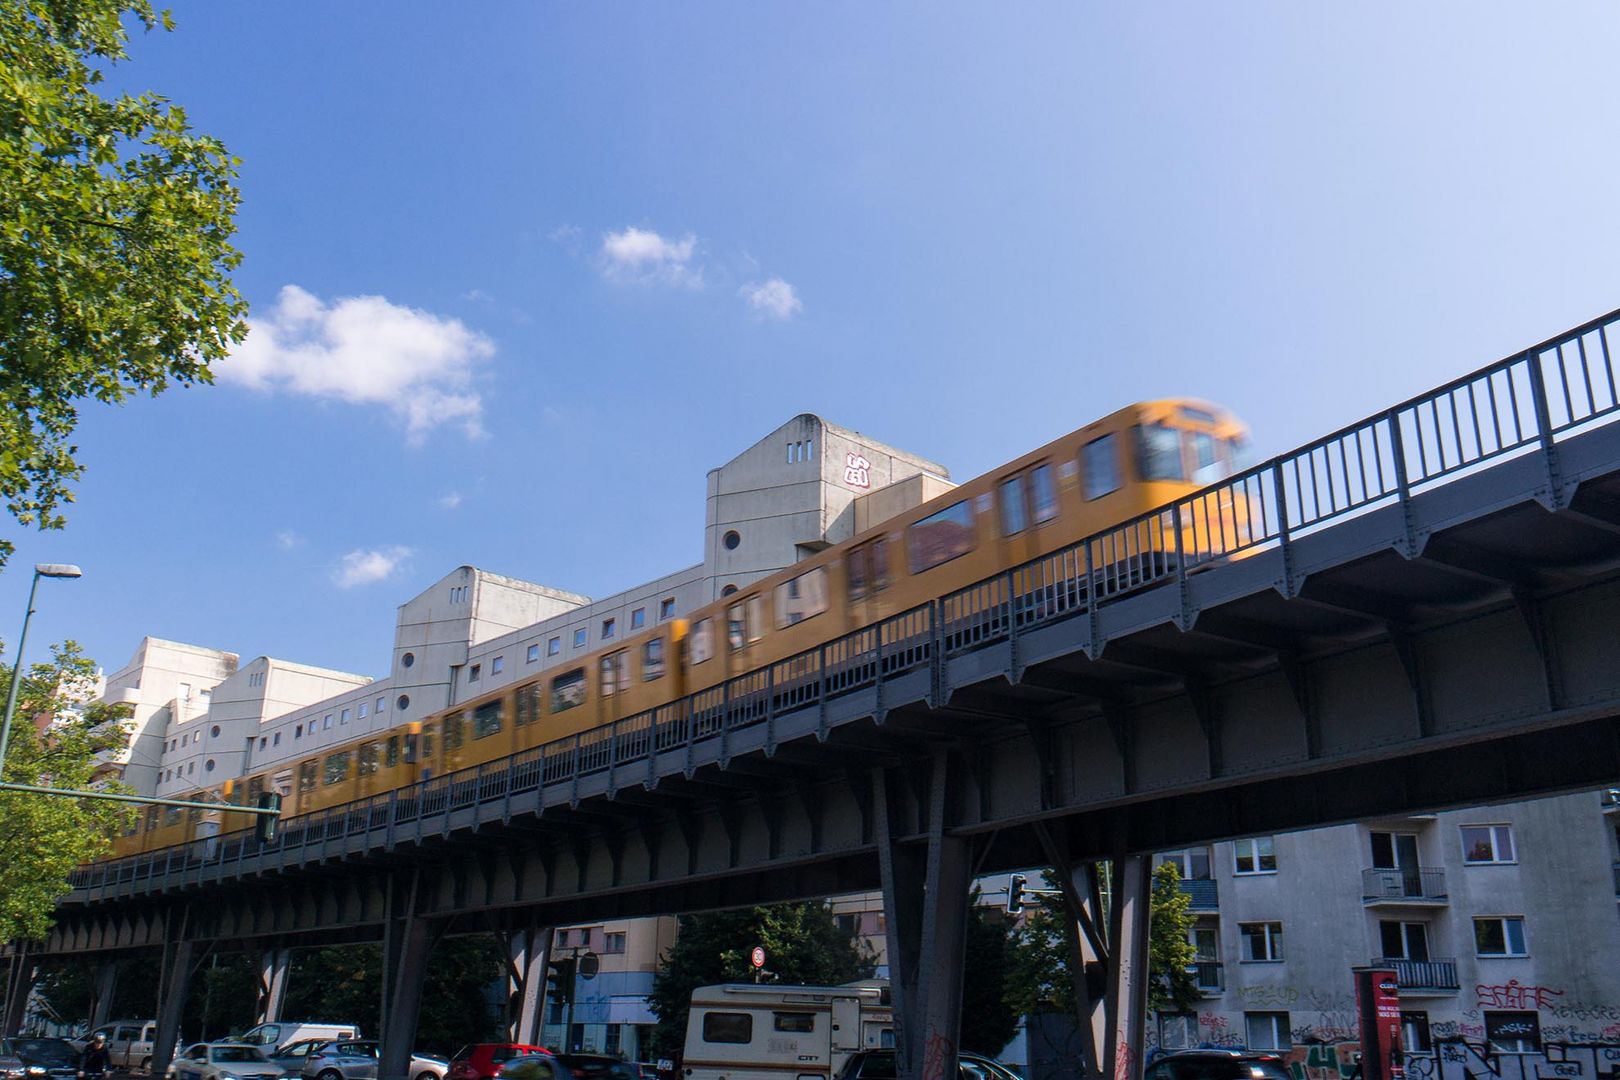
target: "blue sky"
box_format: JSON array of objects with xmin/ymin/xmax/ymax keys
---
[{"xmin": 7, "ymin": 2, "xmax": 1620, "ymax": 680}]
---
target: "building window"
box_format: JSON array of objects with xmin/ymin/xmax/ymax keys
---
[
  {"xmin": 323, "ymin": 714, "xmax": 333, "ymax": 730},
  {"xmin": 556, "ymin": 929, "xmax": 571, "ymax": 947},
  {"xmin": 1239, "ymin": 922, "xmax": 1283, "ymax": 962},
  {"xmin": 1161, "ymin": 847, "xmax": 1211, "ymax": 880},
  {"xmin": 376, "ymin": 696, "xmax": 386, "ymax": 713},
  {"xmin": 273, "ymin": 733, "xmax": 281, "ymax": 746},
  {"xmin": 1474, "ymin": 916, "xmax": 1528, "ymax": 957},
  {"xmin": 258, "ymin": 737, "xmax": 267, "ymax": 750},
  {"xmin": 605, "ymin": 1025, "xmax": 622, "ymax": 1055},
  {"xmin": 1485, "ymin": 1012, "xmax": 1540, "ymax": 1054},
  {"xmin": 396, "ymin": 694, "xmax": 409, "ymax": 711},
  {"xmin": 723, "ymin": 530, "xmax": 741, "ymax": 551},
  {"xmin": 1402, "ymin": 1012, "xmax": 1432, "ymax": 1055},
  {"xmin": 631, "ymin": 607, "xmax": 646, "ymax": 630},
  {"xmin": 1158, "ymin": 1014, "xmax": 1195, "ymax": 1050},
  {"xmin": 1461, "ymin": 824, "xmax": 1516, "ymax": 864},
  {"xmin": 295, "ymin": 724, "xmax": 302, "ymax": 739},
  {"xmin": 660, "ymin": 598, "xmax": 675, "ymax": 620},
  {"xmin": 492, "ymin": 656, "xmax": 504, "ymax": 675},
  {"xmin": 359, "ymin": 702, "xmax": 368, "ymax": 718},
  {"xmin": 401, "ymin": 652, "xmax": 415, "ymax": 668},
  {"xmin": 468, "ymin": 664, "xmax": 481, "ymax": 683},
  {"xmin": 1245, "ymin": 1012, "xmax": 1291, "ymax": 1051},
  {"xmin": 340, "ymin": 708, "xmax": 349, "ymax": 724},
  {"xmin": 1233, "ymin": 836, "xmax": 1277, "ymax": 874},
  {"xmin": 604, "ymin": 931, "xmax": 626, "ymax": 954},
  {"xmin": 573, "ymin": 628, "xmax": 587, "ymax": 649},
  {"xmin": 1379, "ymin": 921, "xmax": 1430, "ymax": 961},
  {"xmin": 602, "ymin": 618, "xmax": 615, "ymax": 640},
  {"xmin": 209, "ymin": 724, "xmax": 220, "ymax": 738},
  {"xmin": 528, "ymin": 644, "xmax": 540, "ymax": 663}
]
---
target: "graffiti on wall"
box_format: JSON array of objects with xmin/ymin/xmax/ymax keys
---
[{"xmin": 1477, "ymin": 982, "xmax": 1568, "ymax": 1010}]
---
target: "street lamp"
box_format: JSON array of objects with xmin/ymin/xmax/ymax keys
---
[{"xmin": 0, "ymin": 564, "xmax": 83, "ymax": 773}]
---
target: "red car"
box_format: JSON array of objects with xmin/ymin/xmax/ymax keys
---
[{"xmin": 448, "ymin": 1045, "xmax": 549, "ymax": 1080}]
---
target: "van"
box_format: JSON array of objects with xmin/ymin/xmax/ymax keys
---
[
  {"xmin": 681, "ymin": 983, "xmax": 892, "ymax": 1080},
  {"xmin": 88, "ymin": 1020, "xmax": 159, "ymax": 1071},
  {"xmin": 234, "ymin": 1023, "xmax": 361, "ymax": 1052}
]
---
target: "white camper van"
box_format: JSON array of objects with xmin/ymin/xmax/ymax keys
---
[{"xmin": 681, "ymin": 982, "xmax": 893, "ymax": 1080}]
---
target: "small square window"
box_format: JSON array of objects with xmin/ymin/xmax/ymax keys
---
[
  {"xmin": 631, "ymin": 608, "xmax": 646, "ymax": 630},
  {"xmin": 1245, "ymin": 1012, "xmax": 1290, "ymax": 1051},
  {"xmin": 527, "ymin": 644, "xmax": 540, "ymax": 663},
  {"xmin": 602, "ymin": 618, "xmax": 616, "ymax": 639},
  {"xmin": 492, "ymin": 656, "xmax": 504, "ymax": 674},
  {"xmin": 1474, "ymin": 916, "xmax": 1528, "ymax": 957},
  {"xmin": 468, "ymin": 664, "xmax": 481, "ymax": 683},
  {"xmin": 574, "ymin": 628, "xmax": 587, "ymax": 648},
  {"xmin": 1239, "ymin": 922, "xmax": 1284, "ymax": 962},
  {"xmin": 1234, "ymin": 836, "xmax": 1277, "ymax": 874},
  {"xmin": 1461, "ymin": 824, "xmax": 1516, "ymax": 864},
  {"xmin": 549, "ymin": 637, "xmax": 562, "ymax": 656}
]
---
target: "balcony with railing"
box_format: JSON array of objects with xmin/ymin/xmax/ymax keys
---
[
  {"xmin": 1192, "ymin": 961, "xmax": 1224, "ymax": 995},
  {"xmin": 1362, "ymin": 866, "xmax": 1447, "ymax": 904},
  {"xmin": 1373, "ymin": 957, "xmax": 1460, "ymax": 995},
  {"xmin": 1179, "ymin": 878, "xmax": 1219, "ymax": 911}
]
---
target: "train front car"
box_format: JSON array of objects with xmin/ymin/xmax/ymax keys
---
[{"xmin": 1125, "ymin": 398, "xmax": 1255, "ymax": 570}]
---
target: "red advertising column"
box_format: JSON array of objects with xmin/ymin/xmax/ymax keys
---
[{"xmin": 1353, "ymin": 968, "xmax": 1404, "ymax": 1080}]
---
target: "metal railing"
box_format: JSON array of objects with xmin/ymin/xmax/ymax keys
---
[
  {"xmin": 68, "ymin": 307, "xmax": 1620, "ymax": 893},
  {"xmin": 1362, "ymin": 866, "xmax": 1448, "ymax": 902},
  {"xmin": 1374, "ymin": 957, "xmax": 1460, "ymax": 991}
]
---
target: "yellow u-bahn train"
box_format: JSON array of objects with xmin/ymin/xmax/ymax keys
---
[{"xmin": 102, "ymin": 398, "xmax": 1251, "ymax": 862}]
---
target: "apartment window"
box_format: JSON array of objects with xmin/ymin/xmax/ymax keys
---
[
  {"xmin": 359, "ymin": 702, "xmax": 368, "ymax": 719},
  {"xmin": 1461, "ymin": 824, "xmax": 1516, "ymax": 864},
  {"xmin": 295, "ymin": 725, "xmax": 302, "ymax": 739},
  {"xmin": 548, "ymin": 637, "xmax": 562, "ymax": 656},
  {"xmin": 340, "ymin": 708, "xmax": 349, "ymax": 724},
  {"xmin": 604, "ymin": 931, "xmax": 626, "ymax": 954},
  {"xmin": 1485, "ymin": 1012, "xmax": 1540, "ymax": 1054},
  {"xmin": 1402, "ymin": 1013, "xmax": 1433, "ymax": 1055},
  {"xmin": 273, "ymin": 733, "xmax": 280, "ymax": 747},
  {"xmin": 1233, "ymin": 836, "xmax": 1277, "ymax": 874},
  {"xmin": 1158, "ymin": 1014, "xmax": 1195, "ymax": 1050},
  {"xmin": 1474, "ymin": 916, "xmax": 1527, "ymax": 957},
  {"xmin": 468, "ymin": 664, "xmax": 481, "ymax": 684},
  {"xmin": 556, "ymin": 929, "xmax": 571, "ymax": 947},
  {"xmin": 1379, "ymin": 921, "xmax": 1430, "ymax": 962},
  {"xmin": 1245, "ymin": 1012, "xmax": 1290, "ymax": 1051},
  {"xmin": 573, "ymin": 628, "xmax": 587, "ymax": 649},
  {"xmin": 209, "ymin": 724, "xmax": 220, "ymax": 738},
  {"xmin": 376, "ymin": 696, "xmax": 386, "ymax": 713},
  {"xmin": 631, "ymin": 608, "xmax": 645, "ymax": 630},
  {"xmin": 323, "ymin": 714, "xmax": 333, "ymax": 730},
  {"xmin": 492, "ymin": 656, "xmax": 504, "ymax": 675},
  {"xmin": 602, "ymin": 618, "xmax": 616, "ymax": 640},
  {"xmin": 527, "ymin": 644, "xmax": 540, "ymax": 663},
  {"xmin": 1239, "ymin": 922, "xmax": 1283, "ymax": 962},
  {"xmin": 660, "ymin": 598, "xmax": 675, "ymax": 621},
  {"xmin": 1161, "ymin": 847, "xmax": 1211, "ymax": 880},
  {"xmin": 259, "ymin": 737, "xmax": 267, "ymax": 750}
]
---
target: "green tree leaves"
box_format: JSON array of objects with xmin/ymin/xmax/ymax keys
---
[
  {"xmin": 0, "ymin": 0, "xmax": 246, "ymax": 566},
  {"xmin": 1146, "ymin": 861, "xmax": 1199, "ymax": 1016}
]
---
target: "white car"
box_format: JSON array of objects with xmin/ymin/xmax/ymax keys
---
[{"xmin": 167, "ymin": 1043, "xmax": 285, "ymax": 1080}]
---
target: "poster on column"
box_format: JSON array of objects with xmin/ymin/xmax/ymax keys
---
[{"xmin": 1354, "ymin": 967, "xmax": 1403, "ymax": 1080}]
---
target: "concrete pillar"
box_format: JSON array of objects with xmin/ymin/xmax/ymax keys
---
[
  {"xmin": 876, "ymin": 753, "xmax": 974, "ymax": 1080},
  {"xmin": 379, "ymin": 871, "xmax": 444, "ymax": 1080},
  {"xmin": 255, "ymin": 948, "xmax": 292, "ymax": 1025},
  {"xmin": 1103, "ymin": 856, "xmax": 1152, "ymax": 1080},
  {"xmin": 152, "ymin": 919, "xmax": 198, "ymax": 1078},
  {"xmin": 2, "ymin": 946, "xmax": 35, "ymax": 1036},
  {"xmin": 89, "ymin": 960, "xmax": 120, "ymax": 1029},
  {"xmin": 505, "ymin": 926, "xmax": 554, "ymax": 1046}
]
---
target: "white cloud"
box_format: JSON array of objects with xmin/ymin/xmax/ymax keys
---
[
  {"xmin": 274, "ymin": 529, "xmax": 304, "ymax": 550},
  {"xmin": 741, "ymin": 278, "xmax": 803, "ymax": 320},
  {"xmin": 220, "ymin": 285, "xmax": 495, "ymax": 442},
  {"xmin": 599, "ymin": 227, "xmax": 701, "ymax": 286},
  {"xmin": 462, "ymin": 288, "xmax": 494, "ymax": 305},
  {"xmin": 437, "ymin": 492, "xmax": 463, "ymax": 511},
  {"xmin": 333, "ymin": 546, "xmax": 413, "ymax": 589}
]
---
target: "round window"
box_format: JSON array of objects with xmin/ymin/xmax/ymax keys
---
[
  {"xmin": 401, "ymin": 652, "xmax": 415, "ymax": 668},
  {"xmin": 721, "ymin": 584, "xmax": 739, "ymax": 596},
  {"xmin": 723, "ymin": 530, "xmax": 741, "ymax": 550},
  {"xmin": 205, "ymin": 759, "xmax": 215, "ymax": 772},
  {"xmin": 397, "ymin": 694, "xmax": 410, "ymax": 712},
  {"xmin": 210, "ymin": 725, "xmax": 221, "ymax": 738}
]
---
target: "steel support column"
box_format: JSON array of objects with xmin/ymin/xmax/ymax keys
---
[
  {"xmin": 88, "ymin": 960, "xmax": 119, "ymax": 1029},
  {"xmin": 504, "ymin": 925, "xmax": 554, "ymax": 1046},
  {"xmin": 2, "ymin": 945, "xmax": 33, "ymax": 1036},
  {"xmin": 255, "ymin": 947, "xmax": 292, "ymax": 1025},
  {"xmin": 380, "ymin": 871, "xmax": 445, "ymax": 1080},
  {"xmin": 1063, "ymin": 862, "xmax": 1108, "ymax": 1079},
  {"xmin": 1103, "ymin": 856, "xmax": 1151, "ymax": 1080},
  {"xmin": 152, "ymin": 911, "xmax": 198, "ymax": 1079}
]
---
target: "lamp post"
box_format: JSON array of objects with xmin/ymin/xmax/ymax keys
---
[{"xmin": 0, "ymin": 563, "xmax": 83, "ymax": 774}]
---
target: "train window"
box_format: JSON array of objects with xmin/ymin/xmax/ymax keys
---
[
  {"xmin": 358, "ymin": 742, "xmax": 380, "ymax": 775},
  {"xmin": 643, "ymin": 637, "xmax": 666, "ymax": 681},
  {"xmin": 403, "ymin": 732, "xmax": 418, "ymax": 765},
  {"xmin": 1000, "ymin": 475, "xmax": 1028, "ymax": 535},
  {"xmin": 421, "ymin": 723, "xmax": 435, "ymax": 759},
  {"xmin": 145, "ymin": 806, "xmax": 159, "ymax": 831},
  {"xmin": 1030, "ymin": 463, "xmax": 1059, "ymax": 523},
  {"xmin": 850, "ymin": 537, "xmax": 894, "ymax": 600},
  {"xmin": 689, "ymin": 619, "xmax": 714, "ymax": 664},
  {"xmin": 601, "ymin": 651, "xmax": 629, "ymax": 697},
  {"xmin": 474, "ymin": 700, "xmax": 503, "ymax": 739},
  {"xmin": 1083, "ymin": 434, "xmax": 1122, "ymax": 499},
  {"xmin": 324, "ymin": 751, "xmax": 351, "ymax": 785},
  {"xmin": 516, "ymin": 683, "xmax": 541, "ymax": 726},
  {"xmin": 907, "ymin": 500, "xmax": 977, "ymax": 574},
  {"xmin": 775, "ymin": 567, "xmax": 829, "ymax": 628},
  {"xmin": 728, "ymin": 595, "xmax": 765, "ymax": 650},
  {"xmin": 186, "ymin": 806, "xmax": 200, "ymax": 824},
  {"xmin": 1230, "ymin": 434, "xmax": 1254, "ymax": 471},
  {"xmin": 445, "ymin": 712, "xmax": 466, "ymax": 751},
  {"xmin": 1137, "ymin": 423, "xmax": 1185, "ymax": 481},
  {"xmin": 1181, "ymin": 405, "xmax": 1219, "ymax": 424},
  {"xmin": 163, "ymin": 805, "xmax": 182, "ymax": 827},
  {"xmin": 273, "ymin": 771, "xmax": 293, "ymax": 797},
  {"xmin": 552, "ymin": 669, "xmax": 587, "ymax": 712},
  {"xmin": 298, "ymin": 761, "xmax": 317, "ymax": 793},
  {"xmin": 385, "ymin": 736, "xmax": 400, "ymax": 768},
  {"xmin": 248, "ymin": 776, "xmax": 265, "ymax": 801}
]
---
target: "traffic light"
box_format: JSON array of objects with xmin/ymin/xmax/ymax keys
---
[
  {"xmin": 1007, "ymin": 873, "xmax": 1027, "ymax": 915},
  {"xmin": 255, "ymin": 791, "xmax": 282, "ymax": 844},
  {"xmin": 546, "ymin": 956, "xmax": 576, "ymax": 1006}
]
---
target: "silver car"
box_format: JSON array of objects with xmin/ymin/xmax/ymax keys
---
[{"xmin": 301, "ymin": 1040, "xmax": 445, "ymax": 1080}]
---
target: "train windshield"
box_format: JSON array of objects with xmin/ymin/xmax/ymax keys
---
[{"xmin": 1137, "ymin": 423, "xmax": 1185, "ymax": 481}]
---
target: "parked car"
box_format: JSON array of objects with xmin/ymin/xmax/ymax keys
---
[
  {"xmin": 499, "ymin": 1055, "xmax": 639, "ymax": 1080},
  {"xmin": 1143, "ymin": 1050, "xmax": 1293, "ymax": 1080},
  {"xmin": 835, "ymin": 1049, "xmax": 1024, "ymax": 1080},
  {"xmin": 234, "ymin": 1025, "xmax": 362, "ymax": 1052},
  {"xmin": 449, "ymin": 1045, "xmax": 548, "ymax": 1080},
  {"xmin": 0, "ymin": 1038, "xmax": 80, "ymax": 1080},
  {"xmin": 167, "ymin": 1043, "xmax": 284, "ymax": 1080},
  {"xmin": 298, "ymin": 1039, "xmax": 446, "ymax": 1080},
  {"xmin": 266, "ymin": 1041, "xmax": 336, "ymax": 1077},
  {"xmin": 86, "ymin": 1020, "xmax": 160, "ymax": 1071},
  {"xmin": 0, "ymin": 1042, "xmax": 27, "ymax": 1080}
]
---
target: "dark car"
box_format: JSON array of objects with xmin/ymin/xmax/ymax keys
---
[
  {"xmin": 1144, "ymin": 1050, "xmax": 1293, "ymax": 1080},
  {"xmin": 498, "ymin": 1055, "xmax": 637, "ymax": 1080},
  {"xmin": 1, "ymin": 1038, "xmax": 81, "ymax": 1080},
  {"xmin": 448, "ymin": 1045, "xmax": 549, "ymax": 1080},
  {"xmin": 836, "ymin": 1049, "xmax": 1024, "ymax": 1080}
]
